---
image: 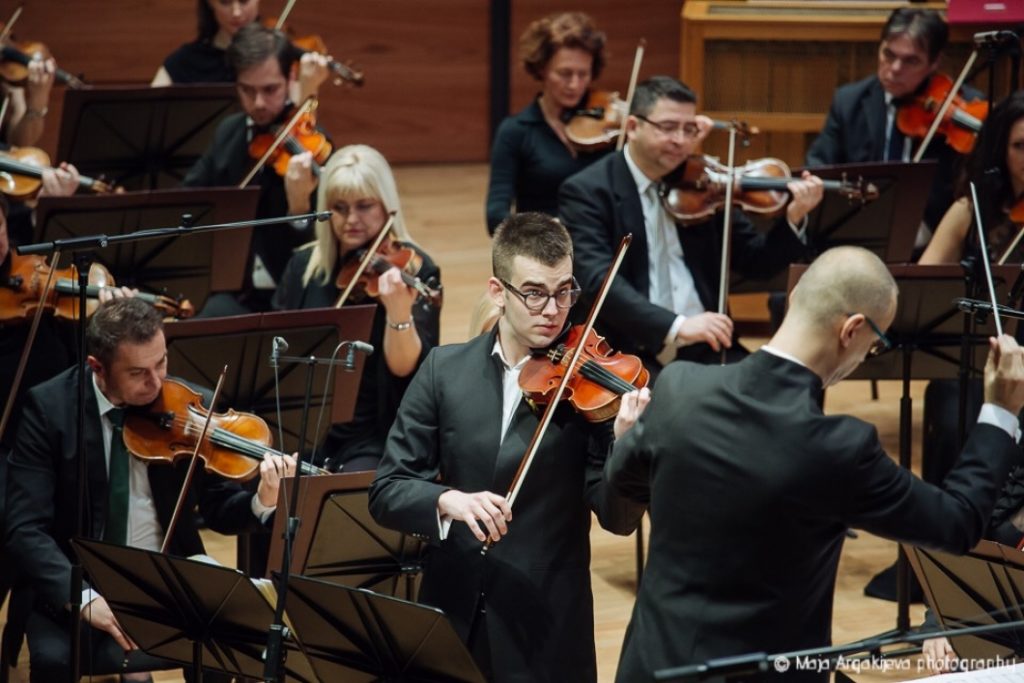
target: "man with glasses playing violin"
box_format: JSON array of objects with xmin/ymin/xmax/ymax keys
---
[
  {"xmin": 606, "ymin": 246, "xmax": 1024, "ymax": 683},
  {"xmin": 4, "ymin": 297, "xmax": 296, "ymax": 682},
  {"xmin": 370, "ymin": 212, "xmax": 648, "ymax": 683},
  {"xmin": 560, "ymin": 75, "xmax": 823, "ymax": 374},
  {"xmin": 184, "ymin": 23, "xmax": 325, "ymax": 316}
]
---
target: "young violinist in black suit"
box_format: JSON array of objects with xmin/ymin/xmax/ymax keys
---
[
  {"xmin": 607, "ymin": 246, "xmax": 1024, "ymax": 683},
  {"xmin": 559, "ymin": 75, "xmax": 822, "ymax": 371},
  {"xmin": 4, "ymin": 297, "xmax": 296, "ymax": 682},
  {"xmin": 272, "ymin": 144, "xmax": 441, "ymax": 472},
  {"xmin": 183, "ymin": 23, "xmax": 327, "ymax": 315},
  {"xmin": 369, "ymin": 212, "xmax": 649, "ymax": 683}
]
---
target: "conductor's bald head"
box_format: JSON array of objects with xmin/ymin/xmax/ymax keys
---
[
  {"xmin": 774, "ymin": 247, "xmax": 897, "ymax": 387},
  {"xmin": 790, "ymin": 247, "xmax": 897, "ymax": 327}
]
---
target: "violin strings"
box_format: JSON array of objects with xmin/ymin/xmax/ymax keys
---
[{"xmin": 557, "ymin": 354, "xmax": 640, "ymax": 395}]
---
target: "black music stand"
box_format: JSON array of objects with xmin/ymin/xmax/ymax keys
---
[
  {"xmin": 163, "ymin": 307, "xmax": 375, "ymax": 449},
  {"xmin": 800, "ymin": 160, "xmax": 938, "ymax": 263},
  {"xmin": 906, "ymin": 540, "xmax": 1024, "ymax": 662},
  {"xmin": 34, "ymin": 187, "xmax": 260, "ymax": 311},
  {"xmin": 56, "ymin": 84, "xmax": 239, "ymax": 191},
  {"xmin": 266, "ymin": 471, "xmax": 424, "ymax": 600},
  {"xmin": 283, "ymin": 574, "xmax": 485, "ymax": 683},
  {"xmin": 787, "ymin": 264, "xmax": 1018, "ymax": 638},
  {"xmin": 70, "ymin": 539, "xmax": 319, "ymax": 682}
]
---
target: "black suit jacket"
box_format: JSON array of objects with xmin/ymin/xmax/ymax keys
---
[
  {"xmin": 607, "ymin": 351, "xmax": 1022, "ymax": 682},
  {"xmin": 805, "ymin": 75, "xmax": 966, "ymax": 230},
  {"xmin": 368, "ymin": 328, "xmax": 645, "ymax": 683},
  {"xmin": 559, "ymin": 151, "xmax": 807, "ymax": 365},
  {"xmin": 4, "ymin": 366, "xmax": 263, "ymax": 618}
]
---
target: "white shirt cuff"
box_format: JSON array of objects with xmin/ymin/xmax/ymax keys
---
[
  {"xmin": 978, "ymin": 403, "xmax": 1022, "ymax": 443},
  {"xmin": 657, "ymin": 315, "xmax": 687, "ymax": 366},
  {"xmin": 82, "ymin": 589, "xmax": 99, "ymax": 609},
  {"xmin": 251, "ymin": 493, "xmax": 276, "ymax": 524},
  {"xmin": 787, "ymin": 215, "xmax": 809, "ymax": 243},
  {"xmin": 437, "ymin": 511, "xmax": 452, "ymax": 541}
]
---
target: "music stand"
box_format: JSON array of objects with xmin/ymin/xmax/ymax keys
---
[
  {"xmin": 906, "ymin": 540, "xmax": 1024, "ymax": 662},
  {"xmin": 34, "ymin": 187, "xmax": 260, "ymax": 311},
  {"xmin": 57, "ymin": 84, "xmax": 239, "ymax": 191},
  {"xmin": 283, "ymin": 573, "xmax": 485, "ymax": 683},
  {"xmin": 163, "ymin": 307, "xmax": 375, "ymax": 451},
  {"xmin": 787, "ymin": 264, "xmax": 1018, "ymax": 637},
  {"xmin": 800, "ymin": 161, "xmax": 938, "ymax": 263},
  {"xmin": 266, "ymin": 471, "xmax": 424, "ymax": 600},
  {"xmin": 71, "ymin": 539, "xmax": 319, "ymax": 682}
]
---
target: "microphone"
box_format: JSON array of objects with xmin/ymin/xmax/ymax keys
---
[
  {"xmin": 343, "ymin": 341, "xmax": 374, "ymax": 371},
  {"xmin": 270, "ymin": 336, "xmax": 289, "ymax": 367},
  {"xmin": 973, "ymin": 30, "xmax": 1019, "ymax": 45}
]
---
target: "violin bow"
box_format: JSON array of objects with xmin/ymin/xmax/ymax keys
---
[
  {"xmin": 275, "ymin": 0, "xmax": 299, "ymax": 30},
  {"xmin": 0, "ymin": 249, "xmax": 61, "ymax": 445},
  {"xmin": 238, "ymin": 95, "xmax": 317, "ymax": 189},
  {"xmin": 615, "ymin": 39, "xmax": 646, "ymax": 152},
  {"xmin": 999, "ymin": 226, "xmax": 1024, "ymax": 266},
  {"xmin": 161, "ymin": 365, "xmax": 228, "ymax": 554},
  {"xmin": 334, "ymin": 211, "xmax": 397, "ymax": 308},
  {"xmin": 483, "ymin": 234, "xmax": 633, "ymax": 554},
  {"xmin": 0, "ymin": 6, "xmax": 23, "ymax": 49},
  {"xmin": 969, "ymin": 181, "xmax": 1004, "ymax": 337},
  {"xmin": 913, "ymin": 52, "xmax": 978, "ymax": 163}
]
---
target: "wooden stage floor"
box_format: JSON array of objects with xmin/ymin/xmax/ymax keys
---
[{"xmin": 3, "ymin": 163, "xmax": 941, "ymax": 682}]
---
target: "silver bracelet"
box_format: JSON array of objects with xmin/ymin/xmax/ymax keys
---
[
  {"xmin": 25, "ymin": 106, "xmax": 48, "ymax": 119},
  {"xmin": 387, "ymin": 318, "xmax": 413, "ymax": 331}
]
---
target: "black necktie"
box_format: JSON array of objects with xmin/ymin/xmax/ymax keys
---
[{"xmin": 103, "ymin": 407, "xmax": 129, "ymax": 545}]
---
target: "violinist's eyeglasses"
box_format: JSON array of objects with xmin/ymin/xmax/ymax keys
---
[
  {"xmin": 500, "ymin": 278, "xmax": 581, "ymax": 313},
  {"xmin": 849, "ymin": 312, "xmax": 892, "ymax": 358},
  {"xmin": 635, "ymin": 115, "xmax": 701, "ymax": 139}
]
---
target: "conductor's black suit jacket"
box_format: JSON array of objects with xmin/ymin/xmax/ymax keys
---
[
  {"xmin": 369, "ymin": 328, "xmax": 645, "ymax": 683},
  {"xmin": 607, "ymin": 351, "xmax": 1022, "ymax": 682},
  {"xmin": 5, "ymin": 366, "xmax": 263, "ymax": 620}
]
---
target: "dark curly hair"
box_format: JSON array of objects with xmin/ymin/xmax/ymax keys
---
[{"xmin": 520, "ymin": 12, "xmax": 606, "ymax": 82}]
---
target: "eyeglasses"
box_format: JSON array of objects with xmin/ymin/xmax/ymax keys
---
[
  {"xmin": 635, "ymin": 115, "xmax": 701, "ymax": 139},
  {"xmin": 500, "ymin": 278, "xmax": 581, "ymax": 313},
  {"xmin": 849, "ymin": 312, "xmax": 892, "ymax": 358},
  {"xmin": 330, "ymin": 199, "xmax": 381, "ymax": 218}
]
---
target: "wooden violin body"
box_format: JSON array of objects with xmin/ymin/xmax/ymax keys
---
[
  {"xmin": 0, "ymin": 253, "xmax": 194, "ymax": 323},
  {"xmin": 564, "ymin": 90, "xmax": 627, "ymax": 152},
  {"xmin": 662, "ymin": 155, "xmax": 879, "ymax": 225},
  {"xmin": 247, "ymin": 111, "xmax": 332, "ymax": 178},
  {"xmin": 897, "ymin": 73, "xmax": 987, "ymax": 155},
  {"xmin": 519, "ymin": 325, "xmax": 649, "ymax": 423},
  {"xmin": 0, "ymin": 147, "xmax": 114, "ymax": 199},
  {"xmin": 123, "ymin": 379, "xmax": 323, "ymax": 481},
  {"xmin": 336, "ymin": 238, "xmax": 443, "ymax": 307}
]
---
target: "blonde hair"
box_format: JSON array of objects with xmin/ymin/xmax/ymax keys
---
[{"xmin": 302, "ymin": 144, "xmax": 411, "ymax": 286}]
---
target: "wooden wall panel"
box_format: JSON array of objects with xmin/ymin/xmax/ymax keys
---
[
  {"xmin": 12, "ymin": 0, "xmax": 490, "ymax": 164},
  {"xmin": 508, "ymin": 1, "xmax": 683, "ymax": 114}
]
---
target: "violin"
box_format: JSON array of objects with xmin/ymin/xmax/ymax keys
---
[
  {"xmin": 519, "ymin": 325, "xmax": 649, "ymax": 423},
  {"xmin": 564, "ymin": 90, "xmax": 628, "ymax": 152},
  {"xmin": 0, "ymin": 42, "xmax": 83, "ymax": 89},
  {"xmin": 247, "ymin": 110, "xmax": 332, "ymax": 178},
  {"xmin": 896, "ymin": 73, "xmax": 987, "ymax": 155},
  {"xmin": 0, "ymin": 253, "xmax": 194, "ymax": 323},
  {"xmin": 661, "ymin": 155, "xmax": 879, "ymax": 225},
  {"xmin": 335, "ymin": 237, "xmax": 442, "ymax": 307},
  {"xmin": 0, "ymin": 147, "xmax": 114, "ymax": 199},
  {"xmin": 122, "ymin": 378, "xmax": 326, "ymax": 482}
]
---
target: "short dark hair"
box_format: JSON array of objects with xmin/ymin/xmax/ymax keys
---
[
  {"xmin": 492, "ymin": 212, "xmax": 573, "ymax": 282},
  {"xmin": 520, "ymin": 12, "xmax": 607, "ymax": 82},
  {"xmin": 881, "ymin": 8, "xmax": 948, "ymax": 63},
  {"xmin": 87, "ymin": 298, "xmax": 164, "ymax": 368},
  {"xmin": 227, "ymin": 23, "xmax": 300, "ymax": 79},
  {"xmin": 630, "ymin": 76, "xmax": 697, "ymax": 118}
]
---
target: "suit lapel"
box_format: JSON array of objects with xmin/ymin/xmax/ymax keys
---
[
  {"xmin": 611, "ymin": 152, "xmax": 651, "ymax": 296},
  {"xmin": 82, "ymin": 368, "xmax": 110, "ymax": 539},
  {"xmin": 491, "ymin": 397, "xmax": 536, "ymax": 493}
]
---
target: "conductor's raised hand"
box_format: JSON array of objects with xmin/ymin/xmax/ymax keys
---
[
  {"xmin": 984, "ymin": 334, "xmax": 1024, "ymax": 415},
  {"xmin": 437, "ymin": 489, "xmax": 512, "ymax": 543}
]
